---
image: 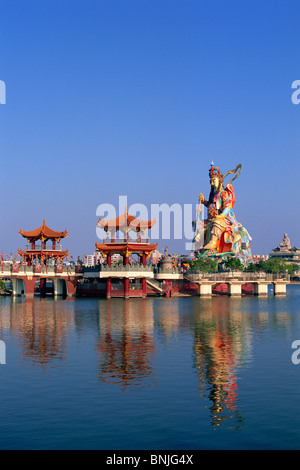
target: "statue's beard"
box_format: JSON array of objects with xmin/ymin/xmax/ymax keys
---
[{"xmin": 208, "ymin": 184, "xmax": 219, "ymax": 202}]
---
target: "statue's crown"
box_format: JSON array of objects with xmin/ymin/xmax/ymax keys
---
[{"xmin": 209, "ymin": 163, "xmax": 223, "ymax": 181}]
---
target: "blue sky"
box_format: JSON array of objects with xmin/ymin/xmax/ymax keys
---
[{"xmin": 1, "ymin": 0, "xmax": 300, "ymax": 257}]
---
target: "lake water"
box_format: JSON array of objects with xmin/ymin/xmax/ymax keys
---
[{"xmin": 1, "ymin": 285, "xmax": 300, "ymax": 450}]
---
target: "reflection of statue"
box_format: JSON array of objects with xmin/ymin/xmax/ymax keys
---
[{"xmin": 194, "ymin": 163, "xmax": 252, "ymax": 262}]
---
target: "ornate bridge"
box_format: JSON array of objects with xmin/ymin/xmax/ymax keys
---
[{"xmin": 0, "ymin": 263, "xmax": 83, "ymax": 297}]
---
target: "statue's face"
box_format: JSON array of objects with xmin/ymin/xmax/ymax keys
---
[{"xmin": 210, "ymin": 176, "xmax": 220, "ymax": 189}]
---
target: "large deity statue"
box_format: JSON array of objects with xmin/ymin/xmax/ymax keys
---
[{"xmin": 193, "ymin": 163, "xmax": 252, "ymax": 263}]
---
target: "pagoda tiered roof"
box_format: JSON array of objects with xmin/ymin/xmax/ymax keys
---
[
  {"xmin": 97, "ymin": 209, "xmax": 156, "ymax": 233},
  {"xmin": 95, "ymin": 240, "xmax": 158, "ymax": 254},
  {"xmin": 19, "ymin": 220, "xmax": 68, "ymax": 241}
]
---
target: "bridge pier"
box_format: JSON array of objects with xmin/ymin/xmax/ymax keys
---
[
  {"xmin": 228, "ymin": 282, "xmax": 242, "ymax": 296},
  {"xmin": 253, "ymin": 282, "xmax": 269, "ymax": 296},
  {"xmin": 11, "ymin": 278, "xmax": 24, "ymax": 296},
  {"xmin": 199, "ymin": 282, "xmax": 212, "ymax": 297},
  {"xmin": 53, "ymin": 278, "xmax": 65, "ymax": 296},
  {"xmin": 142, "ymin": 278, "xmax": 147, "ymax": 297},
  {"xmin": 273, "ymin": 281, "xmax": 287, "ymax": 296},
  {"xmin": 12, "ymin": 277, "xmax": 35, "ymax": 297},
  {"xmin": 65, "ymin": 278, "xmax": 77, "ymax": 297}
]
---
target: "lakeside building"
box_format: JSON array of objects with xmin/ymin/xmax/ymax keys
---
[
  {"xmin": 252, "ymin": 254, "xmax": 269, "ymax": 263},
  {"xmin": 269, "ymin": 233, "xmax": 300, "ymax": 266}
]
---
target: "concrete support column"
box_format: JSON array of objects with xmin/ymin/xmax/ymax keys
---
[
  {"xmin": 53, "ymin": 278, "xmax": 64, "ymax": 296},
  {"xmin": 199, "ymin": 282, "xmax": 212, "ymax": 297},
  {"xmin": 124, "ymin": 277, "xmax": 130, "ymax": 299},
  {"xmin": 273, "ymin": 282, "xmax": 287, "ymax": 296},
  {"xmin": 11, "ymin": 278, "xmax": 24, "ymax": 296},
  {"xmin": 228, "ymin": 282, "xmax": 242, "ymax": 296},
  {"xmin": 253, "ymin": 282, "xmax": 269, "ymax": 296},
  {"xmin": 106, "ymin": 277, "xmax": 111, "ymax": 299}
]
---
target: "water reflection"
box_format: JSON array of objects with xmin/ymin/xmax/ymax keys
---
[
  {"xmin": 95, "ymin": 299, "xmax": 157, "ymax": 390},
  {"xmin": 0, "ymin": 294, "xmax": 294, "ymax": 429},
  {"xmin": 0, "ymin": 297, "xmax": 75, "ymax": 371},
  {"xmin": 190, "ymin": 297, "xmax": 252, "ymax": 429}
]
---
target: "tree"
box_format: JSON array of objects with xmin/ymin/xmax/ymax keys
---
[
  {"xmin": 190, "ymin": 258, "xmax": 218, "ymax": 273},
  {"xmin": 0, "ymin": 279, "xmax": 7, "ymax": 292},
  {"xmin": 222, "ymin": 257, "xmax": 244, "ymax": 271}
]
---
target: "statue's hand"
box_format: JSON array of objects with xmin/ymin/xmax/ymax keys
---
[{"xmin": 198, "ymin": 193, "xmax": 205, "ymax": 204}]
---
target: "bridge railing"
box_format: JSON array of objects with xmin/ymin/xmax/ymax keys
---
[
  {"xmin": 185, "ymin": 272, "xmax": 290, "ymax": 282},
  {"xmin": 102, "ymin": 237, "xmax": 150, "ymax": 244},
  {"xmin": 24, "ymin": 244, "xmax": 63, "ymax": 251},
  {"xmin": 0, "ymin": 264, "xmax": 83, "ymax": 276},
  {"xmin": 84, "ymin": 264, "xmax": 153, "ymax": 273}
]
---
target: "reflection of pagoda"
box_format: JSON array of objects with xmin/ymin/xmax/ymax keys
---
[
  {"xmin": 95, "ymin": 209, "xmax": 158, "ymax": 298},
  {"xmin": 18, "ymin": 220, "xmax": 68, "ymax": 265},
  {"xmin": 9, "ymin": 298, "xmax": 74, "ymax": 370},
  {"xmin": 95, "ymin": 300, "xmax": 156, "ymax": 389}
]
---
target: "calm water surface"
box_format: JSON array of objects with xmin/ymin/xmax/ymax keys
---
[{"xmin": 1, "ymin": 285, "xmax": 300, "ymax": 449}]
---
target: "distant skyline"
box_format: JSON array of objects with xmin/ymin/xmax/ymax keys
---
[{"xmin": 1, "ymin": 0, "xmax": 300, "ymax": 257}]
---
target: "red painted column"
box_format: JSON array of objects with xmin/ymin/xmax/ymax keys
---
[
  {"xmin": 141, "ymin": 253, "xmax": 146, "ymax": 266},
  {"xmin": 107, "ymin": 277, "xmax": 111, "ymax": 299},
  {"xmin": 107, "ymin": 253, "xmax": 111, "ymax": 267},
  {"xmin": 124, "ymin": 251, "xmax": 129, "ymax": 266},
  {"xmin": 124, "ymin": 277, "xmax": 130, "ymax": 299},
  {"xmin": 23, "ymin": 277, "xmax": 36, "ymax": 297},
  {"xmin": 142, "ymin": 278, "xmax": 147, "ymax": 297},
  {"xmin": 66, "ymin": 278, "xmax": 77, "ymax": 297},
  {"xmin": 40, "ymin": 278, "xmax": 46, "ymax": 295}
]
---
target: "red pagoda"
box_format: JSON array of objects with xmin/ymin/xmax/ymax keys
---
[
  {"xmin": 18, "ymin": 220, "xmax": 68, "ymax": 265},
  {"xmin": 95, "ymin": 209, "xmax": 158, "ymax": 298},
  {"xmin": 96, "ymin": 208, "xmax": 157, "ymax": 266}
]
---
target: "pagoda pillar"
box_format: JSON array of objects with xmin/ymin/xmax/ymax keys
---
[
  {"xmin": 142, "ymin": 278, "xmax": 147, "ymax": 297},
  {"xmin": 141, "ymin": 253, "xmax": 146, "ymax": 266},
  {"xmin": 65, "ymin": 278, "xmax": 77, "ymax": 297},
  {"xmin": 107, "ymin": 253, "xmax": 111, "ymax": 267},
  {"xmin": 124, "ymin": 251, "xmax": 129, "ymax": 266},
  {"xmin": 124, "ymin": 277, "xmax": 130, "ymax": 299},
  {"xmin": 23, "ymin": 277, "xmax": 36, "ymax": 298},
  {"xmin": 107, "ymin": 277, "xmax": 111, "ymax": 299},
  {"xmin": 40, "ymin": 278, "xmax": 47, "ymax": 296}
]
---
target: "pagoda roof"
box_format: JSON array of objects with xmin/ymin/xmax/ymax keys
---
[
  {"xmin": 95, "ymin": 241, "xmax": 158, "ymax": 254},
  {"xmin": 97, "ymin": 209, "xmax": 156, "ymax": 233},
  {"xmin": 19, "ymin": 220, "xmax": 68, "ymax": 241}
]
